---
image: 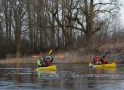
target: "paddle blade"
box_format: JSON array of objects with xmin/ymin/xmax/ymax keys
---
[
  {"xmin": 104, "ymin": 52, "xmax": 109, "ymax": 57},
  {"xmin": 48, "ymin": 49, "xmax": 52, "ymax": 55},
  {"xmin": 89, "ymin": 63, "xmax": 93, "ymax": 68},
  {"xmin": 32, "ymin": 56, "xmax": 39, "ymax": 58},
  {"xmin": 58, "ymin": 55, "xmax": 64, "ymax": 59}
]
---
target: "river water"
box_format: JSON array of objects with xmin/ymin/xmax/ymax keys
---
[{"xmin": 0, "ymin": 63, "xmax": 124, "ymax": 90}]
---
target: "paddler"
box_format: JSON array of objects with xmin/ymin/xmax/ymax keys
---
[
  {"xmin": 37, "ymin": 56, "xmax": 46, "ymax": 67},
  {"xmin": 93, "ymin": 56, "xmax": 101, "ymax": 65},
  {"xmin": 37, "ymin": 56, "xmax": 42, "ymax": 67},
  {"xmin": 37, "ymin": 56, "xmax": 51, "ymax": 67},
  {"xmin": 43, "ymin": 56, "xmax": 52, "ymax": 66},
  {"xmin": 99, "ymin": 56, "xmax": 109, "ymax": 64}
]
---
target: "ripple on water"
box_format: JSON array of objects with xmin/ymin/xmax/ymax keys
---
[
  {"xmin": 57, "ymin": 71, "xmax": 124, "ymax": 78},
  {"xmin": 96, "ymin": 84, "xmax": 124, "ymax": 90},
  {"xmin": 0, "ymin": 81, "xmax": 14, "ymax": 89}
]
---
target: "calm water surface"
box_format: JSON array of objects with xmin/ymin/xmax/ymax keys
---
[{"xmin": 0, "ymin": 63, "xmax": 124, "ymax": 90}]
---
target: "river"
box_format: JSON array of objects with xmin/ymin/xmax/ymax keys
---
[{"xmin": 0, "ymin": 63, "xmax": 124, "ymax": 90}]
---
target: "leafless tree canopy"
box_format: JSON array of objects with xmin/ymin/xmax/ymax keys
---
[{"xmin": 0, "ymin": 0, "xmax": 123, "ymax": 58}]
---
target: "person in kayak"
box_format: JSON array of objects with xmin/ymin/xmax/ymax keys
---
[
  {"xmin": 93, "ymin": 56, "xmax": 101, "ymax": 64},
  {"xmin": 37, "ymin": 57, "xmax": 42, "ymax": 67},
  {"xmin": 37, "ymin": 56, "xmax": 52, "ymax": 67},
  {"xmin": 37, "ymin": 56, "xmax": 46, "ymax": 67},
  {"xmin": 44, "ymin": 56, "xmax": 53, "ymax": 63},
  {"xmin": 99, "ymin": 56, "xmax": 108, "ymax": 64},
  {"xmin": 44, "ymin": 56, "xmax": 52, "ymax": 66},
  {"xmin": 45, "ymin": 58, "xmax": 51, "ymax": 66}
]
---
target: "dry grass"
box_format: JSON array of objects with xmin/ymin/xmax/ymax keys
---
[
  {"xmin": 99, "ymin": 41, "xmax": 124, "ymax": 54},
  {"xmin": 53, "ymin": 52, "xmax": 94, "ymax": 64},
  {"xmin": 0, "ymin": 52, "xmax": 94, "ymax": 64},
  {"xmin": 0, "ymin": 55, "xmax": 37, "ymax": 64},
  {"xmin": 0, "ymin": 40, "xmax": 124, "ymax": 64}
]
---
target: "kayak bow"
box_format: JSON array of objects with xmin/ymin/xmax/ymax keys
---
[{"xmin": 36, "ymin": 65, "xmax": 56, "ymax": 71}]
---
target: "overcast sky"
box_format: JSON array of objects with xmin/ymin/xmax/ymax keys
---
[
  {"xmin": 119, "ymin": 7, "xmax": 124, "ymax": 25},
  {"xmin": 120, "ymin": 8, "xmax": 124, "ymax": 19}
]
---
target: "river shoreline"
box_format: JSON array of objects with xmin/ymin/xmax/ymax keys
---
[{"xmin": 0, "ymin": 51, "xmax": 123, "ymax": 64}]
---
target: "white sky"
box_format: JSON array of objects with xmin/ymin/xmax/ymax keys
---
[
  {"xmin": 120, "ymin": 8, "xmax": 124, "ymax": 19},
  {"xmin": 94, "ymin": 0, "xmax": 124, "ymax": 24},
  {"xmin": 120, "ymin": 7, "xmax": 124, "ymax": 25}
]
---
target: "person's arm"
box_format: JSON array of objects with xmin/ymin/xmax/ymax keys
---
[
  {"xmin": 37, "ymin": 60, "xmax": 42, "ymax": 66},
  {"xmin": 50, "ymin": 57, "xmax": 53, "ymax": 62}
]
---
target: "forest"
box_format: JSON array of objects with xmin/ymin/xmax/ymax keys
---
[{"xmin": 0, "ymin": 0, "xmax": 124, "ymax": 59}]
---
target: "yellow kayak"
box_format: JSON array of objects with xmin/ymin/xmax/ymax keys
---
[
  {"xmin": 36, "ymin": 65, "xmax": 56, "ymax": 71},
  {"xmin": 89, "ymin": 62, "xmax": 116, "ymax": 68}
]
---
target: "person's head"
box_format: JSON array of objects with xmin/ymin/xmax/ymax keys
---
[
  {"xmin": 39, "ymin": 56, "xmax": 42, "ymax": 60},
  {"xmin": 103, "ymin": 56, "xmax": 105, "ymax": 58},
  {"xmin": 95, "ymin": 56, "xmax": 98, "ymax": 58}
]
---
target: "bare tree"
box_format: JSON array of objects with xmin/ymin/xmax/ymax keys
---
[
  {"xmin": 11, "ymin": 0, "xmax": 27, "ymax": 56},
  {"xmin": 47, "ymin": 0, "xmax": 121, "ymax": 47}
]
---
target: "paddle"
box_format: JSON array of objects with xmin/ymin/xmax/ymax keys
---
[
  {"xmin": 32, "ymin": 49, "xmax": 52, "ymax": 58},
  {"xmin": 32, "ymin": 49, "xmax": 64, "ymax": 59},
  {"xmin": 48, "ymin": 49, "xmax": 64, "ymax": 59},
  {"xmin": 57, "ymin": 55, "xmax": 64, "ymax": 59},
  {"xmin": 102, "ymin": 51, "xmax": 109, "ymax": 58},
  {"xmin": 32, "ymin": 56, "xmax": 39, "ymax": 58},
  {"xmin": 100, "ymin": 51, "xmax": 111, "ymax": 64},
  {"xmin": 104, "ymin": 52, "xmax": 116, "ymax": 64},
  {"xmin": 48, "ymin": 49, "xmax": 52, "ymax": 55}
]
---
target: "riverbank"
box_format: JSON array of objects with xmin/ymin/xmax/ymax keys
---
[
  {"xmin": 0, "ymin": 51, "xmax": 123, "ymax": 64},
  {"xmin": 0, "ymin": 41, "xmax": 124, "ymax": 64},
  {"xmin": 0, "ymin": 53, "xmax": 93, "ymax": 64}
]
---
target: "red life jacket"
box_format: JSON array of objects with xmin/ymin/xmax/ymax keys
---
[
  {"xmin": 46, "ymin": 60, "xmax": 50, "ymax": 66},
  {"xmin": 103, "ymin": 59, "xmax": 107, "ymax": 64},
  {"xmin": 94, "ymin": 56, "xmax": 99, "ymax": 63}
]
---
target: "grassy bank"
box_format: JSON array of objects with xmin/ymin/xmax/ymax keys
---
[
  {"xmin": 0, "ymin": 40, "xmax": 124, "ymax": 64},
  {"xmin": 0, "ymin": 52, "xmax": 115, "ymax": 64},
  {"xmin": 0, "ymin": 53, "xmax": 93, "ymax": 64}
]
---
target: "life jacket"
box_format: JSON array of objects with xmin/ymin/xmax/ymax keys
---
[
  {"xmin": 37, "ymin": 60, "xmax": 41, "ymax": 66},
  {"xmin": 94, "ymin": 56, "xmax": 99, "ymax": 63},
  {"xmin": 46, "ymin": 59, "xmax": 50, "ymax": 66},
  {"xmin": 103, "ymin": 59, "xmax": 107, "ymax": 64}
]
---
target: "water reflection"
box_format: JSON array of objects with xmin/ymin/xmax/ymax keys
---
[
  {"xmin": 91, "ymin": 68, "xmax": 116, "ymax": 75},
  {"xmin": 88, "ymin": 67, "xmax": 117, "ymax": 89},
  {"xmin": 37, "ymin": 71, "xmax": 56, "ymax": 78}
]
